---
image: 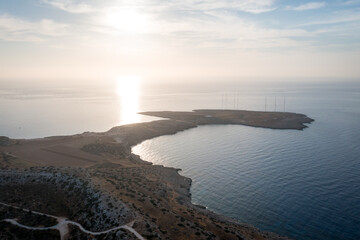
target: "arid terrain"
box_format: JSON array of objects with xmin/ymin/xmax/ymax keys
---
[{"xmin": 0, "ymin": 110, "xmax": 313, "ymax": 239}]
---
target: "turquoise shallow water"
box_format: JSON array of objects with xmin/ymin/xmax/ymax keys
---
[{"xmin": 132, "ymin": 83, "xmax": 360, "ymax": 240}]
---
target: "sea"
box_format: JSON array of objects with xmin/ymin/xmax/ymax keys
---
[{"xmin": 1, "ymin": 79, "xmax": 360, "ymax": 240}]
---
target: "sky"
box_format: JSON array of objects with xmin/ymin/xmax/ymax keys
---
[{"xmin": 0, "ymin": 0, "xmax": 359, "ymax": 84}]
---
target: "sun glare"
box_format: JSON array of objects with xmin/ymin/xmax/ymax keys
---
[
  {"xmin": 106, "ymin": 8, "xmax": 146, "ymax": 32},
  {"xmin": 116, "ymin": 75, "xmax": 141, "ymax": 125}
]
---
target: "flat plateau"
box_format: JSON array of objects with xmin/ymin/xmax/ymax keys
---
[{"xmin": 0, "ymin": 110, "xmax": 313, "ymax": 240}]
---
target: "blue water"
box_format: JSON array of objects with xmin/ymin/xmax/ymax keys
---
[
  {"xmin": 133, "ymin": 82, "xmax": 360, "ymax": 240},
  {"xmin": 1, "ymin": 80, "xmax": 360, "ymax": 239}
]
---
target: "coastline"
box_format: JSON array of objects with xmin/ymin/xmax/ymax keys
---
[{"xmin": 0, "ymin": 109, "xmax": 313, "ymax": 239}]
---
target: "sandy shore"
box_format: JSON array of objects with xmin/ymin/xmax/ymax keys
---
[{"xmin": 0, "ymin": 109, "xmax": 313, "ymax": 239}]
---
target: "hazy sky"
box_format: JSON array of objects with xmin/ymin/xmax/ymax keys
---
[{"xmin": 0, "ymin": 0, "xmax": 359, "ymax": 83}]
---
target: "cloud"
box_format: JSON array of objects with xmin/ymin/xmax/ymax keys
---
[
  {"xmin": 287, "ymin": 2, "xmax": 326, "ymax": 11},
  {"xmin": 73, "ymin": 1, "xmax": 314, "ymax": 51},
  {"xmin": 298, "ymin": 13, "xmax": 360, "ymax": 26},
  {"xmin": 0, "ymin": 0, "xmax": 350, "ymax": 52},
  {"xmin": 157, "ymin": 0, "xmax": 278, "ymax": 14},
  {"xmin": 0, "ymin": 14, "xmax": 68, "ymax": 42},
  {"xmin": 42, "ymin": 0, "xmax": 95, "ymax": 13},
  {"xmin": 342, "ymin": 0, "xmax": 360, "ymax": 5},
  {"xmin": 190, "ymin": 0, "xmax": 278, "ymax": 14},
  {"xmin": 151, "ymin": 10, "xmax": 314, "ymax": 50}
]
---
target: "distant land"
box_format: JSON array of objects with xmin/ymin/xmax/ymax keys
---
[
  {"xmin": 0, "ymin": 110, "xmax": 313, "ymax": 239},
  {"xmin": 140, "ymin": 109, "xmax": 313, "ymax": 130}
]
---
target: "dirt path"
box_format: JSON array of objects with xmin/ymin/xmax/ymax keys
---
[{"xmin": 0, "ymin": 202, "xmax": 144, "ymax": 240}]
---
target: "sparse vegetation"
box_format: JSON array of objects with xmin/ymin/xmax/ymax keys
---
[{"xmin": 0, "ymin": 111, "xmax": 300, "ymax": 239}]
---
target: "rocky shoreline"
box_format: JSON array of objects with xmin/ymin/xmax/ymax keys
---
[{"xmin": 0, "ymin": 109, "xmax": 313, "ymax": 239}]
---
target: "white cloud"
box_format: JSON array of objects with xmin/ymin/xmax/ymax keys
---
[
  {"xmin": 298, "ymin": 12, "xmax": 360, "ymax": 26},
  {"xmin": 157, "ymin": 0, "xmax": 278, "ymax": 14},
  {"xmin": 287, "ymin": 2, "xmax": 326, "ymax": 11},
  {"xmin": 0, "ymin": 0, "xmax": 346, "ymax": 51},
  {"xmin": 189, "ymin": 0, "xmax": 278, "ymax": 14},
  {"xmin": 43, "ymin": 0, "xmax": 278, "ymax": 15},
  {"xmin": 149, "ymin": 10, "xmax": 313, "ymax": 50},
  {"xmin": 42, "ymin": 0, "xmax": 95, "ymax": 13},
  {"xmin": 342, "ymin": 0, "xmax": 360, "ymax": 5},
  {"xmin": 0, "ymin": 14, "xmax": 68, "ymax": 42}
]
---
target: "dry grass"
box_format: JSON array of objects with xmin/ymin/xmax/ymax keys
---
[{"xmin": 0, "ymin": 109, "xmax": 306, "ymax": 239}]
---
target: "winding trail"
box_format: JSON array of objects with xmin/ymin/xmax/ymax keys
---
[{"xmin": 0, "ymin": 202, "xmax": 145, "ymax": 240}]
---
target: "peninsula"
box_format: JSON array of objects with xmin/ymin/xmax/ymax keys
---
[{"xmin": 0, "ymin": 110, "xmax": 313, "ymax": 239}]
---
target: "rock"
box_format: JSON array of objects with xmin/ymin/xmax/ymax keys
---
[{"xmin": 0, "ymin": 136, "xmax": 16, "ymax": 146}]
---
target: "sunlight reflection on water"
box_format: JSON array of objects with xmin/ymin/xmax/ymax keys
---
[{"xmin": 116, "ymin": 75, "xmax": 141, "ymax": 125}]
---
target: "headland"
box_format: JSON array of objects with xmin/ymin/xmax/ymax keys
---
[{"xmin": 0, "ymin": 109, "xmax": 313, "ymax": 239}]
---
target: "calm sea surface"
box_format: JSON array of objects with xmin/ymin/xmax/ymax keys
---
[{"xmin": 1, "ymin": 80, "xmax": 360, "ymax": 239}]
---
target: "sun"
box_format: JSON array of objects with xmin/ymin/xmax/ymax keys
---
[{"xmin": 106, "ymin": 8, "xmax": 146, "ymax": 33}]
